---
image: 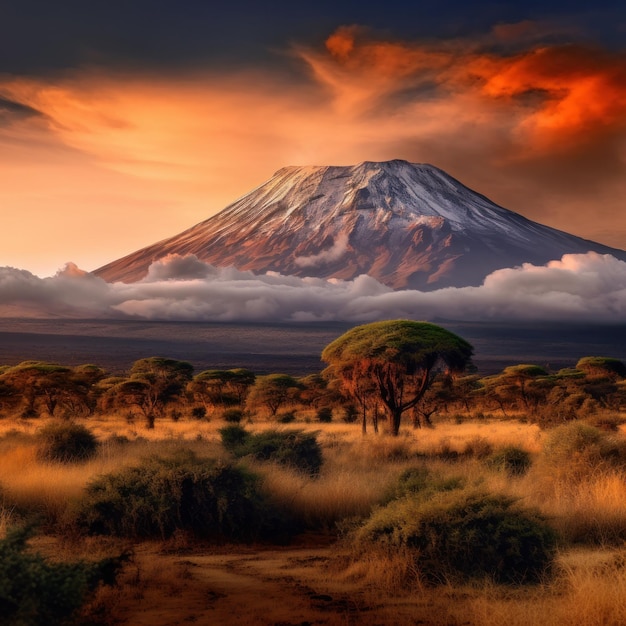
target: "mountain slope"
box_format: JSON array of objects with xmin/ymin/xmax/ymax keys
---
[{"xmin": 94, "ymin": 160, "xmax": 626, "ymax": 289}]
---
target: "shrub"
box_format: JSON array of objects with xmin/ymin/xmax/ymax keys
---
[
  {"xmin": 191, "ymin": 406, "xmax": 207, "ymax": 420},
  {"xmin": 486, "ymin": 446, "xmax": 532, "ymax": 476},
  {"xmin": 106, "ymin": 434, "xmax": 131, "ymax": 446},
  {"xmin": 542, "ymin": 421, "xmax": 626, "ymax": 479},
  {"xmin": 222, "ymin": 408, "xmax": 243, "ymax": 423},
  {"xmin": 585, "ymin": 412, "xmax": 626, "ymax": 432},
  {"xmin": 221, "ymin": 427, "xmax": 323, "ymax": 476},
  {"xmin": 68, "ymin": 450, "xmax": 287, "ymax": 541},
  {"xmin": 316, "ymin": 407, "xmax": 333, "ymax": 423},
  {"xmin": 219, "ymin": 424, "xmax": 250, "ymax": 451},
  {"xmin": 384, "ymin": 466, "xmax": 464, "ymax": 503},
  {"xmin": 37, "ymin": 421, "xmax": 99, "ymax": 463},
  {"xmin": 463, "ymin": 436, "xmax": 493, "ymax": 459},
  {"xmin": 0, "ymin": 524, "xmax": 126, "ymax": 626},
  {"xmin": 351, "ymin": 490, "xmax": 557, "ymax": 585}
]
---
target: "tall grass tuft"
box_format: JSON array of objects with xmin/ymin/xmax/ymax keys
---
[
  {"xmin": 541, "ymin": 421, "xmax": 626, "ymax": 481},
  {"xmin": 485, "ymin": 446, "xmax": 532, "ymax": 476},
  {"xmin": 37, "ymin": 421, "xmax": 99, "ymax": 464}
]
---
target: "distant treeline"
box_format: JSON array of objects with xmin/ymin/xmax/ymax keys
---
[{"xmin": 0, "ymin": 354, "xmax": 625, "ymax": 431}]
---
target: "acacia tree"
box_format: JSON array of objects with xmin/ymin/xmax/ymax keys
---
[
  {"xmin": 188, "ymin": 368, "xmax": 256, "ymax": 410},
  {"xmin": 0, "ymin": 361, "xmax": 106, "ymax": 418},
  {"xmin": 246, "ymin": 374, "xmax": 301, "ymax": 417},
  {"xmin": 482, "ymin": 364, "xmax": 549, "ymax": 415},
  {"xmin": 61, "ymin": 364, "xmax": 107, "ymax": 417},
  {"xmin": 576, "ymin": 357, "xmax": 626, "ymax": 381},
  {"xmin": 323, "ymin": 364, "xmax": 378, "ymax": 434},
  {"xmin": 321, "ymin": 320, "xmax": 473, "ymax": 436},
  {"xmin": 107, "ymin": 357, "xmax": 194, "ymax": 428}
]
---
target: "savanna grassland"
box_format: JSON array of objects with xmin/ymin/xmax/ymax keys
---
[{"xmin": 2, "ymin": 346, "xmax": 626, "ymax": 625}]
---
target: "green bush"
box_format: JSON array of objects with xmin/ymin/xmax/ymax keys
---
[
  {"xmin": 0, "ymin": 524, "xmax": 126, "ymax": 626},
  {"xmin": 68, "ymin": 450, "xmax": 288, "ymax": 541},
  {"xmin": 384, "ymin": 466, "xmax": 464, "ymax": 503},
  {"xmin": 219, "ymin": 424, "xmax": 250, "ymax": 451},
  {"xmin": 222, "ymin": 408, "xmax": 243, "ymax": 423},
  {"xmin": 220, "ymin": 427, "xmax": 323, "ymax": 476},
  {"xmin": 486, "ymin": 446, "xmax": 532, "ymax": 476},
  {"xmin": 37, "ymin": 421, "xmax": 99, "ymax": 463},
  {"xmin": 352, "ymin": 490, "xmax": 557, "ymax": 585}
]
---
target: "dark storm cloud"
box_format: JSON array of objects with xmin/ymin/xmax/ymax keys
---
[
  {"xmin": 0, "ymin": 97, "xmax": 41, "ymax": 117},
  {"xmin": 2, "ymin": 0, "xmax": 622, "ymax": 75},
  {"xmin": 0, "ymin": 97, "xmax": 44, "ymax": 125}
]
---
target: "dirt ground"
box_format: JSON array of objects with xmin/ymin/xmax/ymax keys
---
[{"xmin": 104, "ymin": 538, "xmax": 440, "ymax": 626}]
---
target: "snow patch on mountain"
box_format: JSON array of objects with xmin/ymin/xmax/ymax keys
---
[{"xmin": 94, "ymin": 160, "xmax": 626, "ymax": 288}]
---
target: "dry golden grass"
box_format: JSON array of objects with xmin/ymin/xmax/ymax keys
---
[
  {"xmin": 321, "ymin": 547, "xmax": 626, "ymax": 626},
  {"xmin": 526, "ymin": 470, "xmax": 626, "ymax": 544},
  {"xmin": 256, "ymin": 461, "xmax": 394, "ymax": 530},
  {"xmin": 0, "ymin": 439, "xmax": 135, "ymax": 521},
  {"xmin": 448, "ymin": 549, "xmax": 626, "ymax": 626},
  {"xmin": 0, "ymin": 417, "xmax": 227, "ymax": 524},
  {"xmin": 0, "ymin": 414, "xmax": 621, "ymax": 543},
  {"xmin": 4, "ymin": 415, "xmax": 626, "ymax": 624},
  {"xmin": 410, "ymin": 420, "xmax": 544, "ymax": 455}
]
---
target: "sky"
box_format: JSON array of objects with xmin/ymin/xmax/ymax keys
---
[{"xmin": 1, "ymin": 0, "xmax": 625, "ymax": 283}]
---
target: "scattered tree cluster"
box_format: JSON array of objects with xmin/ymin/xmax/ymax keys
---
[{"xmin": 0, "ymin": 321, "xmax": 623, "ymax": 434}]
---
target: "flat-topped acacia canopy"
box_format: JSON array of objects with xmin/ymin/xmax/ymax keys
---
[{"xmin": 322, "ymin": 320, "xmax": 473, "ymax": 435}]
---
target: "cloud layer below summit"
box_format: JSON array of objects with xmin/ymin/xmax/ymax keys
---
[{"xmin": 0, "ymin": 252, "xmax": 624, "ymax": 323}]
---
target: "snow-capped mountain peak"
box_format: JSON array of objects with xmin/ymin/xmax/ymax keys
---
[{"xmin": 94, "ymin": 160, "xmax": 626, "ymax": 289}]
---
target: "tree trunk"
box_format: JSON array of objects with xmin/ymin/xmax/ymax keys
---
[
  {"xmin": 411, "ymin": 407, "xmax": 420, "ymax": 429},
  {"xmin": 390, "ymin": 409, "xmax": 402, "ymax": 436}
]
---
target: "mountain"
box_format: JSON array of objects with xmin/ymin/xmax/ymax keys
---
[{"xmin": 94, "ymin": 160, "xmax": 626, "ymax": 289}]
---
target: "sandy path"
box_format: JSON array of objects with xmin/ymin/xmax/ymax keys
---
[{"xmin": 113, "ymin": 543, "xmax": 377, "ymax": 626}]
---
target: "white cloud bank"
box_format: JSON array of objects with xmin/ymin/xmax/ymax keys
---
[
  {"xmin": 0, "ymin": 252, "xmax": 625, "ymax": 323},
  {"xmin": 294, "ymin": 233, "xmax": 350, "ymax": 268}
]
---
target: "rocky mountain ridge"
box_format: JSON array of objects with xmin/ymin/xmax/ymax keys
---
[{"xmin": 94, "ymin": 160, "xmax": 626, "ymax": 289}]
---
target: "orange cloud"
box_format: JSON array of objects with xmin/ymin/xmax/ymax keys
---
[
  {"xmin": 466, "ymin": 45, "xmax": 626, "ymax": 149},
  {"xmin": 300, "ymin": 27, "xmax": 626, "ymax": 153},
  {"xmin": 1, "ymin": 25, "xmax": 626, "ymax": 276},
  {"xmin": 325, "ymin": 26, "xmax": 356, "ymax": 59},
  {"xmin": 298, "ymin": 26, "xmax": 451, "ymax": 114},
  {"xmin": 324, "ymin": 25, "xmax": 449, "ymax": 78}
]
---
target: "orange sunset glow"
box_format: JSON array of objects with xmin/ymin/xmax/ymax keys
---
[
  {"xmin": 4, "ymin": 5, "xmax": 626, "ymax": 625},
  {"xmin": 1, "ymin": 13, "xmax": 626, "ymax": 277}
]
